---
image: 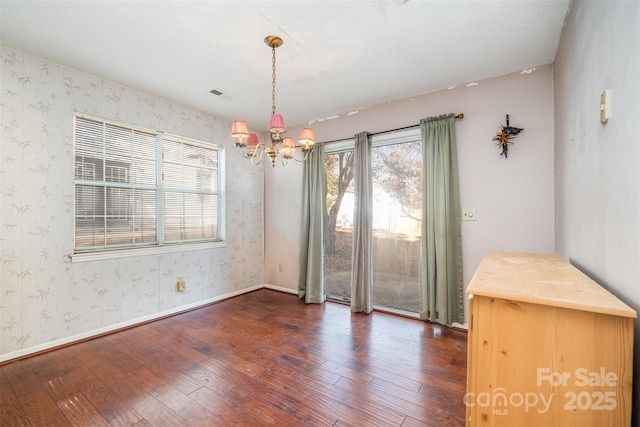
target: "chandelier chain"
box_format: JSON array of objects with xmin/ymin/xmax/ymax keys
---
[{"xmin": 271, "ymin": 46, "xmax": 277, "ymax": 115}]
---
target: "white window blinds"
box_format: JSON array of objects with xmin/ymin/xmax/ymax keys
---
[
  {"xmin": 74, "ymin": 115, "xmax": 222, "ymax": 252},
  {"xmin": 162, "ymin": 136, "xmax": 220, "ymax": 242}
]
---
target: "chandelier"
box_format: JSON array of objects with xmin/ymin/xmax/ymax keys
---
[{"xmin": 231, "ymin": 36, "xmax": 315, "ymax": 167}]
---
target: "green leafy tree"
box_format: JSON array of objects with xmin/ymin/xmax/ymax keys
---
[
  {"xmin": 324, "ymin": 151, "xmax": 355, "ymax": 254},
  {"xmin": 371, "ymin": 141, "xmax": 422, "ymax": 222}
]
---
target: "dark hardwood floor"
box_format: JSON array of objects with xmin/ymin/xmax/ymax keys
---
[{"xmin": 1, "ymin": 289, "xmax": 468, "ymax": 426}]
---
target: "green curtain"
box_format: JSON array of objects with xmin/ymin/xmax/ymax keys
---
[
  {"xmin": 350, "ymin": 132, "xmax": 373, "ymax": 313},
  {"xmin": 298, "ymin": 143, "xmax": 326, "ymax": 304},
  {"xmin": 420, "ymin": 114, "xmax": 464, "ymax": 326}
]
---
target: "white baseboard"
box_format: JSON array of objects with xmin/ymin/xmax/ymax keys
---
[
  {"xmin": 0, "ymin": 284, "xmax": 266, "ymax": 364},
  {"xmin": 451, "ymin": 322, "xmax": 468, "ymax": 330},
  {"xmin": 263, "ymin": 283, "xmax": 298, "ymax": 295}
]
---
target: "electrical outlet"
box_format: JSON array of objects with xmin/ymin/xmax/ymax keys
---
[{"xmin": 177, "ymin": 277, "xmax": 186, "ymax": 292}]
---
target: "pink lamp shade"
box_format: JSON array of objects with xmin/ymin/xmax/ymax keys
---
[
  {"xmin": 268, "ymin": 114, "xmax": 287, "ymax": 134},
  {"xmin": 299, "ymin": 128, "xmax": 315, "ymax": 146},
  {"xmin": 282, "ymin": 137, "xmax": 295, "ymax": 149},
  {"xmin": 281, "ymin": 137, "xmax": 295, "ymax": 159},
  {"xmin": 247, "ymin": 133, "xmax": 260, "ymax": 146},
  {"xmin": 231, "ymin": 120, "xmax": 249, "ymax": 138}
]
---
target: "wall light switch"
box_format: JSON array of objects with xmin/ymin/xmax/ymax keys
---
[{"xmin": 463, "ymin": 208, "xmax": 476, "ymax": 221}]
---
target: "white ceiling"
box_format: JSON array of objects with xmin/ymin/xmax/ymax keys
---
[{"xmin": 0, "ymin": 0, "xmax": 570, "ymax": 131}]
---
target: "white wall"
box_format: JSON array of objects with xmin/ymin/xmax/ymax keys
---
[
  {"xmin": 265, "ymin": 66, "xmax": 556, "ymax": 323},
  {"xmin": 553, "ymin": 1, "xmax": 640, "ymax": 421},
  {"xmin": 0, "ymin": 47, "xmax": 264, "ymax": 362}
]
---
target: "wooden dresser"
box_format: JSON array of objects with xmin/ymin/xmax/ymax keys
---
[{"xmin": 465, "ymin": 251, "xmax": 636, "ymax": 426}]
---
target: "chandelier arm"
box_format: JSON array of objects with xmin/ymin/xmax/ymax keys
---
[
  {"xmin": 250, "ymin": 149, "xmax": 265, "ymax": 165},
  {"xmin": 235, "ymin": 145, "xmax": 252, "ymax": 160},
  {"xmin": 288, "ymin": 149, "xmax": 310, "ymax": 163},
  {"xmin": 257, "ymin": 144, "xmax": 269, "ymax": 165},
  {"xmin": 236, "ymin": 143, "xmax": 266, "ymax": 163}
]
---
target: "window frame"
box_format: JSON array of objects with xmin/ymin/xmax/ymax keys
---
[{"xmin": 70, "ymin": 114, "xmax": 226, "ymax": 263}]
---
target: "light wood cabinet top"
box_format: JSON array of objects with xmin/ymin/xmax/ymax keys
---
[{"xmin": 465, "ymin": 251, "xmax": 636, "ymax": 318}]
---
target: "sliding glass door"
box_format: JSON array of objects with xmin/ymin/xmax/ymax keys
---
[
  {"xmin": 371, "ymin": 139, "xmax": 422, "ymax": 313},
  {"xmin": 323, "ymin": 133, "xmax": 422, "ymax": 314}
]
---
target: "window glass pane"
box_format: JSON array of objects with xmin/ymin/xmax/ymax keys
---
[
  {"xmin": 106, "ymin": 186, "xmax": 130, "ymax": 218},
  {"xmin": 132, "ymin": 158, "xmax": 156, "ymax": 186},
  {"xmin": 104, "ymin": 123, "xmax": 131, "ymax": 159},
  {"xmin": 162, "ymin": 136, "xmax": 219, "ymax": 243},
  {"xmin": 75, "ymin": 184, "xmax": 105, "ymax": 249},
  {"xmin": 75, "ymin": 181, "xmax": 157, "ymax": 249},
  {"xmin": 163, "ymin": 138, "xmax": 218, "ymax": 191},
  {"xmin": 132, "ymin": 130, "xmax": 157, "ymax": 185},
  {"xmin": 106, "ymin": 213, "xmax": 134, "ymax": 246},
  {"xmin": 323, "ymin": 150, "xmax": 355, "ymax": 301},
  {"xmin": 75, "ymin": 117, "xmax": 104, "ymax": 160},
  {"xmin": 133, "ymin": 189, "xmax": 157, "ymax": 244},
  {"xmin": 164, "ymin": 192, "xmax": 218, "ymax": 242},
  {"xmin": 371, "ymin": 140, "xmax": 422, "ymax": 313},
  {"xmin": 75, "ymin": 157, "xmax": 99, "ymax": 181}
]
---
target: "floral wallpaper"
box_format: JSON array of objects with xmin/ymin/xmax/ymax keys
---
[{"xmin": 0, "ymin": 46, "xmax": 264, "ymax": 361}]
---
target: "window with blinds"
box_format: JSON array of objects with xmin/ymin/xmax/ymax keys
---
[{"xmin": 74, "ymin": 114, "xmax": 223, "ymax": 252}]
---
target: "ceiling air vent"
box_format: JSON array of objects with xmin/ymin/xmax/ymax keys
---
[{"xmin": 210, "ymin": 89, "xmax": 223, "ymax": 96}]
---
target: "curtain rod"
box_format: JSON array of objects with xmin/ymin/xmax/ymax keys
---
[{"xmin": 320, "ymin": 113, "xmax": 464, "ymax": 145}]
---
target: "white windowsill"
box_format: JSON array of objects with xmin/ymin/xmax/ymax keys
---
[{"xmin": 69, "ymin": 240, "xmax": 227, "ymax": 263}]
